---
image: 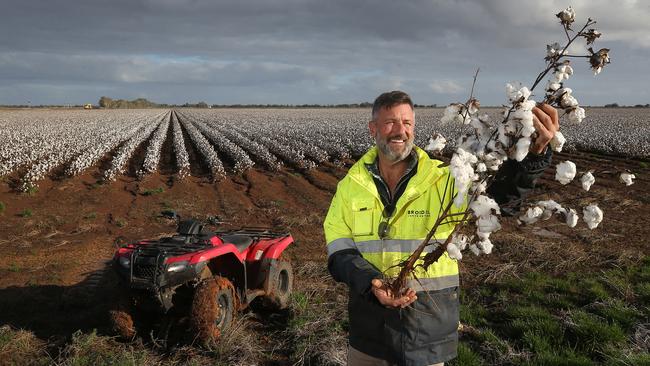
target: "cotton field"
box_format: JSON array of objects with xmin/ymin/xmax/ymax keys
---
[{"xmin": 0, "ymin": 108, "xmax": 648, "ymax": 191}]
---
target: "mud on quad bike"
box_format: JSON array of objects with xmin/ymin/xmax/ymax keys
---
[{"xmin": 109, "ymin": 217, "xmax": 294, "ymax": 345}]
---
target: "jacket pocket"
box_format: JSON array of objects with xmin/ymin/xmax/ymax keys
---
[
  {"xmin": 351, "ymin": 200, "xmax": 374, "ymax": 236},
  {"xmin": 402, "ymin": 287, "xmax": 460, "ymax": 347}
]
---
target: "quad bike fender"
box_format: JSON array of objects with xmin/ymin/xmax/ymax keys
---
[
  {"xmin": 165, "ymin": 245, "xmax": 246, "ymax": 265},
  {"xmin": 246, "ymin": 235, "xmax": 294, "ymax": 261}
]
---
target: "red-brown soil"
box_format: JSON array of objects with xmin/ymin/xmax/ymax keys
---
[{"xmin": 0, "ymin": 150, "xmax": 648, "ymax": 357}]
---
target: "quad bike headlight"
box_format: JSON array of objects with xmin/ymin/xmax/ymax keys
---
[
  {"xmin": 167, "ymin": 261, "xmax": 189, "ymax": 273},
  {"xmin": 118, "ymin": 256, "xmax": 130, "ymax": 268}
]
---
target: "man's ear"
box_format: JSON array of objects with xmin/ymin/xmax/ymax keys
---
[{"xmin": 368, "ymin": 120, "xmax": 376, "ymax": 138}]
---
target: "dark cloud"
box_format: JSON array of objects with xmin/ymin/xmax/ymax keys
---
[{"xmin": 0, "ymin": 0, "xmax": 648, "ymax": 105}]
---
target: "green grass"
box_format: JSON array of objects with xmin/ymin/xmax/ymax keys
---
[
  {"xmin": 83, "ymin": 212, "xmax": 97, "ymax": 220},
  {"xmin": 59, "ymin": 330, "xmax": 159, "ymax": 365},
  {"xmin": 459, "ymin": 257, "xmax": 650, "ymax": 365},
  {"xmin": 20, "ymin": 209, "xmax": 32, "ymax": 217},
  {"xmin": 142, "ymin": 187, "xmax": 164, "ymax": 196},
  {"xmin": 449, "ymin": 343, "xmax": 482, "ymax": 366},
  {"xmin": 0, "ymin": 201, "xmax": 5, "ymax": 214}
]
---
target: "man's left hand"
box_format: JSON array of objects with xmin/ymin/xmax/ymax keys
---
[{"xmin": 530, "ymin": 103, "xmax": 560, "ymax": 154}]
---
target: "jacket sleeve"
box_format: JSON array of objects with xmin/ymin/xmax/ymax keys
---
[
  {"xmin": 324, "ymin": 184, "xmax": 383, "ymax": 296},
  {"xmin": 487, "ymin": 147, "xmax": 553, "ymax": 216}
]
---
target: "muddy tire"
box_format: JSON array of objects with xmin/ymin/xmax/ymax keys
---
[
  {"xmin": 108, "ymin": 287, "xmax": 136, "ymax": 340},
  {"xmin": 263, "ymin": 260, "xmax": 293, "ymax": 310},
  {"xmin": 190, "ymin": 276, "xmax": 237, "ymax": 345}
]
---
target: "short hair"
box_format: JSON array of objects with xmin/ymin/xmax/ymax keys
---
[{"xmin": 371, "ymin": 90, "xmax": 414, "ymax": 120}]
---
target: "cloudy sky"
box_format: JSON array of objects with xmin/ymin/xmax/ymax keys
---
[{"xmin": 1, "ymin": 0, "xmax": 648, "ymax": 106}]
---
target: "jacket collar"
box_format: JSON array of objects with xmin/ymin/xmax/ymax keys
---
[{"xmin": 348, "ymin": 146, "xmax": 446, "ymax": 200}]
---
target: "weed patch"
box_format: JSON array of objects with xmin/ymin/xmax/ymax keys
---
[{"xmin": 142, "ymin": 187, "xmax": 164, "ymax": 196}]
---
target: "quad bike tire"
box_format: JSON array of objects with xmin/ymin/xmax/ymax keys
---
[
  {"xmin": 262, "ymin": 260, "xmax": 293, "ymax": 310},
  {"xmin": 190, "ymin": 276, "xmax": 237, "ymax": 345}
]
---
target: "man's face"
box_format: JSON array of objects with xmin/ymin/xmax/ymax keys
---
[{"xmin": 369, "ymin": 103, "xmax": 415, "ymax": 163}]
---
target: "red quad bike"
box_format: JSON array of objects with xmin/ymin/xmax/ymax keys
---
[{"xmin": 109, "ymin": 217, "xmax": 294, "ymax": 345}]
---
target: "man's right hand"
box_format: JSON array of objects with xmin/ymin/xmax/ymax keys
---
[{"xmin": 370, "ymin": 279, "xmax": 417, "ymax": 308}]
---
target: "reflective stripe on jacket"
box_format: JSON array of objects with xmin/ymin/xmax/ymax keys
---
[{"xmin": 324, "ymin": 145, "xmax": 464, "ymax": 291}]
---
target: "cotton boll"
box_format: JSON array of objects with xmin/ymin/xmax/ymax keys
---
[
  {"xmin": 560, "ymin": 93, "xmax": 579, "ymax": 108},
  {"xmin": 619, "ymin": 172, "xmax": 635, "ymax": 186},
  {"xmin": 477, "ymin": 238, "xmax": 493, "ymax": 254},
  {"xmin": 568, "ymin": 107, "xmax": 585, "ymax": 124},
  {"xmin": 546, "ymin": 42, "xmax": 562, "ymax": 58},
  {"xmin": 565, "ymin": 208, "xmax": 578, "ymax": 228},
  {"xmin": 513, "ymin": 137, "xmax": 531, "ymax": 161},
  {"xmin": 558, "ymin": 64, "xmax": 574, "ymax": 76},
  {"xmin": 537, "ymin": 200, "xmax": 563, "ymax": 211},
  {"xmin": 441, "ymin": 104, "xmax": 463, "ymax": 124},
  {"xmin": 450, "ymin": 148, "xmax": 479, "ymax": 207},
  {"xmin": 512, "ymin": 107, "xmax": 533, "ymax": 121},
  {"xmin": 546, "ymin": 80, "xmax": 562, "ymax": 92},
  {"xmin": 555, "ymin": 160, "xmax": 577, "ymax": 185},
  {"xmin": 581, "ymin": 172, "xmax": 595, "ymax": 191},
  {"xmin": 537, "ymin": 200, "xmax": 564, "ymax": 220},
  {"xmin": 477, "ymin": 215, "xmax": 501, "ymax": 234},
  {"xmin": 519, "ymin": 118, "xmax": 536, "ymax": 138},
  {"xmin": 470, "ymin": 195, "xmax": 501, "ymax": 217},
  {"xmin": 556, "ymin": 6, "xmax": 576, "ymax": 26},
  {"xmin": 583, "ymin": 204, "xmax": 603, "ymax": 229},
  {"xmin": 446, "ymin": 242, "xmax": 462, "ymax": 260},
  {"xmin": 506, "ymin": 82, "xmax": 531, "ymax": 102},
  {"xmin": 451, "ymin": 234, "xmax": 469, "ymax": 250},
  {"xmin": 425, "ymin": 133, "xmax": 447, "ymax": 153},
  {"xmin": 520, "ymin": 100, "xmax": 537, "ymax": 112},
  {"xmin": 520, "ymin": 206, "xmax": 543, "ymax": 224},
  {"xmin": 550, "ymin": 131, "xmax": 566, "ymax": 152}
]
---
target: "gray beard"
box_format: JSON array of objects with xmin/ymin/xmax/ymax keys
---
[{"xmin": 375, "ymin": 135, "xmax": 413, "ymax": 163}]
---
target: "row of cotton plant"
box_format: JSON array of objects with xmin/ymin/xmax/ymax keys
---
[
  {"xmin": 239, "ymin": 118, "xmax": 330, "ymax": 164},
  {"xmin": 65, "ymin": 113, "xmax": 161, "ymax": 177},
  {"xmin": 171, "ymin": 112, "xmax": 191, "ymax": 179},
  {"xmin": 103, "ymin": 115, "xmax": 165, "ymax": 181},
  {"xmin": 0, "ymin": 109, "xmax": 165, "ymax": 189},
  {"xmin": 178, "ymin": 111, "xmax": 282, "ymax": 171},
  {"xmin": 19, "ymin": 118, "xmax": 118, "ymax": 191},
  {"xmin": 137, "ymin": 112, "xmax": 171, "ymax": 178},
  {"xmin": 177, "ymin": 112, "xmax": 226, "ymax": 179},
  {"xmin": 177, "ymin": 111, "xmax": 255, "ymax": 174},
  {"xmin": 224, "ymin": 117, "xmax": 317, "ymax": 170}
]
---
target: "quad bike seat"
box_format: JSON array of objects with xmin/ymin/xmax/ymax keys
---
[{"xmin": 219, "ymin": 234, "xmax": 254, "ymax": 252}]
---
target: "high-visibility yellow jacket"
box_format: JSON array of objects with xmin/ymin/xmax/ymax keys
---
[
  {"xmin": 324, "ymin": 145, "xmax": 552, "ymax": 365},
  {"xmin": 325, "ymin": 146, "xmax": 463, "ymax": 291}
]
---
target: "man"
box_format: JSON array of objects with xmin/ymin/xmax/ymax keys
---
[{"xmin": 324, "ymin": 91, "xmax": 557, "ymax": 366}]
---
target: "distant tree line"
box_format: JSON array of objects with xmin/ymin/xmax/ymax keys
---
[
  {"xmin": 95, "ymin": 98, "xmax": 439, "ymax": 109},
  {"xmin": 98, "ymin": 97, "xmax": 161, "ymax": 109},
  {"xmin": 603, "ymin": 103, "xmax": 650, "ymax": 108}
]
